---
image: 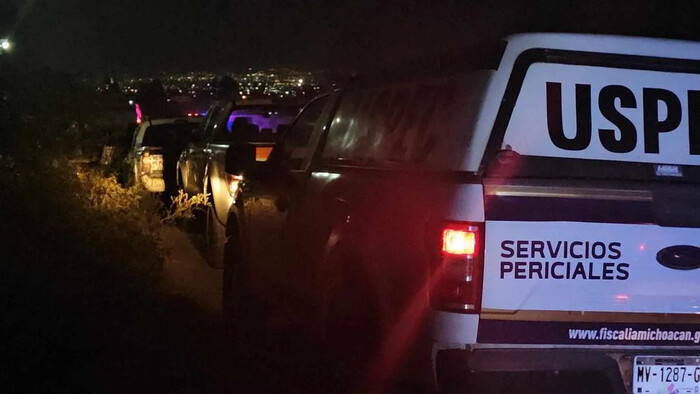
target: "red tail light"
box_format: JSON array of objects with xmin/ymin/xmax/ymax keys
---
[
  {"xmin": 431, "ymin": 222, "xmax": 484, "ymax": 313},
  {"xmin": 255, "ymin": 146, "xmax": 274, "ymax": 162},
  {"xmin": 442, "ymin": 228, "xmax": 476, "ymax": 255}
]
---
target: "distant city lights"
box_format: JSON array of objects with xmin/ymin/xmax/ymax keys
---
[
  {"xmin": 98, "ymin": 68, "xmax": 324, "ymax": 103},
  {"xmin": 0, "ymin": 38, "xmax": 11, "ymax": 53}
]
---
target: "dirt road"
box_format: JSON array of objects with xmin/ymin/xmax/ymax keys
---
[{"xmin": 160, "ymin": 225, "xmax": 222, "ymax": 314}]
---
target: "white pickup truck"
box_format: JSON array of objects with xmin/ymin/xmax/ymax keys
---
[
  {"xmin": 220, "ymin": 33, "xmax": 700, "ymax": 393},
  {"xmin": 125, "ymin": 117, "xmax": 202, "ymax": 193}
]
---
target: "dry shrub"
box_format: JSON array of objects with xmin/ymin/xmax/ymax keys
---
[
  {"xmin": 75, "ymin": 165, "xmax": 163, "ymax": 241},
  {"xmin": 0, "ymin": 156, "xmax": 219, "ymax": 393},
  {"xmin": 0, "ymin": 155, "xmax": 164, "ymax": 285},
  {"xmin": 161, "ymin": 189, "xmax": 210, "ymax": 225}
]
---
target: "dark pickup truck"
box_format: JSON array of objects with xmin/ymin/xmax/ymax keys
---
[{"xmin": 178, "ymin": 102, "xmax": 298, "ymax": 268}]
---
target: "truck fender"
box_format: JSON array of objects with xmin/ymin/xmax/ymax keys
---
[{"xmin": 315, "ymin": 198, "xmax": 384, "ymax": 336}]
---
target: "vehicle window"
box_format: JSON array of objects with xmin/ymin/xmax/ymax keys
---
[
  {"xmin": 217, "ymin": 106, "xmax": 298, "ymax": 143},
  {"xmin": 282, "ymin": 96, "xmax": 330, "ymax": 170},
  {"xmin": 207, "ymin": 103, "xmax": 235, "ymax": 142},
  {"xmin": 322, "ymin": 72, "xmax": 491, "ymax": 170},
  {"xmin": 131, "ymin": 124, "xmax": 144, "ymax": 149},
  {"xmin": 141, "ymin": 123, "xmax": 200, "ymax": 148},
  {"xmin": 195, "ymin": 104, "xmax": 219, "ymax": 140},
  {"xmin": 202, "ymin": 102, "xmax": 233, "ymax": 141}
]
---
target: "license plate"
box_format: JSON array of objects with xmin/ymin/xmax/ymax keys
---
[
  {"xmin": 634, "ymin": 356, "xmax": 700, "ymax": 393},
  {"xmin": 150, "ymin": 155, "xmax": 163, "ymax": 171}
]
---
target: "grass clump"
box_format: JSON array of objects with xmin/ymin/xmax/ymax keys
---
[{"xmin": 162, "ymin": 189, "xmax": 210, "ymax": 225}]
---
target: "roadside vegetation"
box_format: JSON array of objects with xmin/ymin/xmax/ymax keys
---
[
  {"xmin": 0, "ymin": 67, "xmax": 223, "ymax": 392},
  {"xmin": 162, "ymin": 189, "xmax": 210, "ymax": 225},
  {"xmin": 0, "ymin": 143, "xmax": 226, "ymax": 393}
]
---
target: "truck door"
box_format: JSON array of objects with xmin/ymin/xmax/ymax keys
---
[
  {"xmin": 242, "ymin": 95, "xmax": 333, "ymax": 317},
  {"xmin": 184, "ymin": 102, "xmax": 231, "ymax": 194},
  {"xmin": 203, "ymin": 105, "xmax": 237, "ymax": 223}
]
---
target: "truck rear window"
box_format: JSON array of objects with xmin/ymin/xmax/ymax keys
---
[{"xmin": 220, "ymin": 107, "xmax": 298, "ymax": 143}]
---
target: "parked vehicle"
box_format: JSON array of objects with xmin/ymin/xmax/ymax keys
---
[
  {"xmin": 125, "ymin": 117, "xmax": 202, "ymax": 193},
  {"xmin": 221, "ymin": 33, "xmax": 700, "ymax": 393},
  {"xmin": 178, "ymin": 102, "xmax": 299, "ymax": 268}
]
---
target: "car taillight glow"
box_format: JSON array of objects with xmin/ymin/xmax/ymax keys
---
[
  {"xmin": 135, "ymin": 103, "xmax": 142, "ymax": 124},
  {"xmin": 442, "ymin": 228, "xmax": 476, "ymax": 255},
  {"xmin": 255, "ymin": 146, "xmax": 273, "ymax": 162},
  {"xmin": 430, "ymin": 222, "xmax": 484, "ymax": 313}
]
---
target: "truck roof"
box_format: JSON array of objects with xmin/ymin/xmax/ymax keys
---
[
  {"xmin": 142, "ymin": 117, "xmax": 203, "ymax": 126},
  {"xmin": 503, "ymin": 33, "xmax": 700, "ymax": 61}
]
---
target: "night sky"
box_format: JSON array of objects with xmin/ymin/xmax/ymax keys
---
[{"xmin": 2, "ymin": 0, "xmax": 700, "ymax": 76}]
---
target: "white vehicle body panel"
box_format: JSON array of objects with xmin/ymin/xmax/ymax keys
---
[
  {"xmin": 435, "ymin": 34, "xmax": 700, "ymax": 356},
  {"xmin": 463, "ymin": 33, "xmax": 700, "ymax": 172},
  {"xmin": 503, "ymin": 64, "xmax": 700, "ymax": 165},
  {"xmin": 482, "ymin": 221, "xmax": 700, "ymax": 314}
]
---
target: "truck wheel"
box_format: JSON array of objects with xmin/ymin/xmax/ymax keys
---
[
  {"xmin": 205, "ymin": 204, "xmax": 225, "ymax": 269},
  {"xmin": 222, "ymin": 228, "xmax": 267, "ymax": 346}
]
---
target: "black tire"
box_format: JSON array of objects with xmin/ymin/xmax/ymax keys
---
[
  {"xmin": 205, "ymin": 204, "xmax": 225, "ymax": 269},
  {"xmin": 222, "ymin": 227, "xmax": 267, "ymax": 346}
]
